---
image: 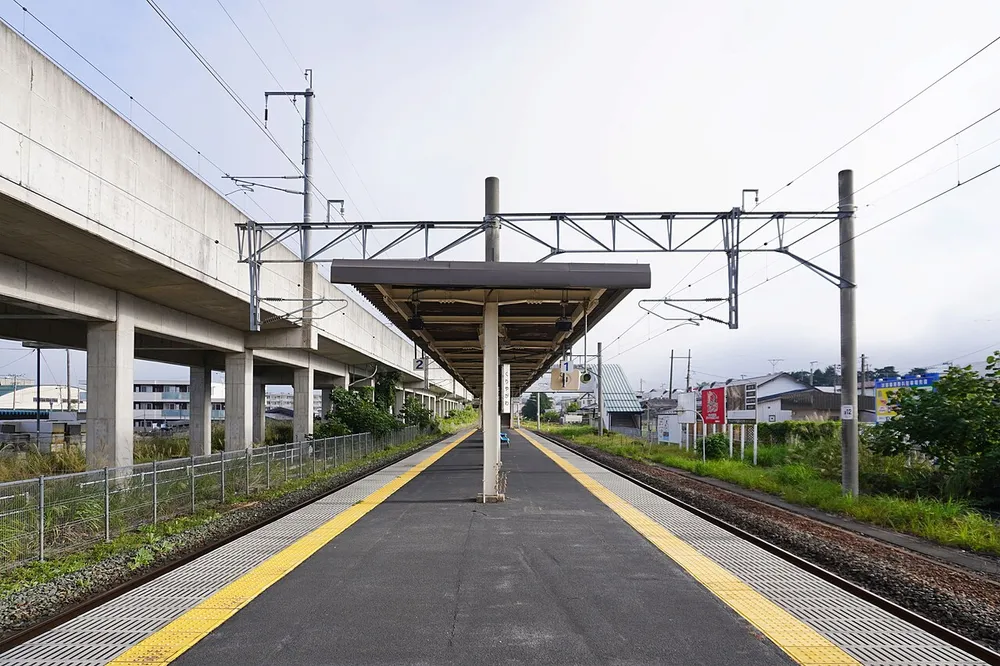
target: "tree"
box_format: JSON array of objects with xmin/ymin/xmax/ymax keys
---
[
  {"xmin": 874, "ymin": 366, "xmax": 899, "ymax": 379},
  {"xmin": 374, "ymin": 370, "xmax": 401, "ymax": 411},
  {"xmin": 521, "ymin": 393, "xmax": 552, "ymax": 420},
  {"xmin": 869, "ymin": 352, "xmax": 1000, "ymax": 503},
  {"xmin": 541, "ymin": 410, "xmax": 561, "ymax": 423},
  {"xmin": 908, "ymin": 367, "xmax": 928, "ymax": 376},
  {"xmin": 402, "ymin": 395, "xmax": 435, "ymax": 428},
  {"xmin": 325, "ymin": 387, "xmax": 400, "ymax": 437},
  {"xmin": 566, "ymin": 401, "xmax": 580, "ymax": 413},
  {"xmin": 788, "ymin": 370, "xmax": 813, "ymax": 385}
]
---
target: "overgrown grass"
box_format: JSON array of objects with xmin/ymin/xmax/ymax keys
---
[
  {"xmin": 540, "ymin": 425, "xmax": 1000, "ymax": 556},
  {"xmin": 0, "ymin": 433, "xmax": 440, "ymax": 596},
  {"xmin": 0, "ymin": 447, "xmax": 86, "ymax": 483},
  {"xmin": 438, "ymin": 405, "xmax": 478, "ymax": 435}
]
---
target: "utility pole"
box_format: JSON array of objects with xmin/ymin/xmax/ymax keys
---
[
  {"xmin": 860, "ymin": 354, "xmax": 867, "ymax": 402},
  {"xmin": 536, "ymin": 392, "xmax": 541, "ymax": 431},
  {"xmin": 597, "ymin": 342, "xmax": 604, "ymax": 436},
  {"xmin": 810, "ymin": 360, "xmax": 818, "ymax": 386},
  {"xmin": 685, "ymin": 349, "xmax": 691, "ymax": 391},
  {"xmin": 35, "ymin": 349, "xmax": 41, "ymax": 446},
  {"xmin": 668, "ymin": 350, "xmax": 675, "ymax": 396},
  {"xmin": 65, "ymin": 349, "xmax": 71, "ymax": 411},
  {"xmin": 767, "ymin": 358, "xmax": 784, "ymax": 373},
  {"xmin": 839, "ymin": 169, "xmax": 859, "ymax": 497},
  {"xmin": 302, "ymin": 70, "xmax": 315, "ymax": 259}
]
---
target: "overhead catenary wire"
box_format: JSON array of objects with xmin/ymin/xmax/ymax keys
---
[
  {"xmin": 659, "ymin": 107, "xmax": 1000, "ymax": 307},
  {"xmin": 753, "ymin": 31, "xmax": 1000, "ymax": 210},
  {"xmin": 608, "ymin": 158, "xmax": 1000, "ymax": 361}
]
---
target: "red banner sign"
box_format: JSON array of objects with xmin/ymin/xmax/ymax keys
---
[{"xmin": 701, "ymin": 387, "xmax": 726, "ymax": 424}]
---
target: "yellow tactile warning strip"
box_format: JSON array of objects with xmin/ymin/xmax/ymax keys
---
[
  {"xmin": 107, "ymin": 430, "xmax": 474, "ymax": 666},
  {"xmin": 519, "ymin": 429, "xmax": 862, "ymax": 666}
]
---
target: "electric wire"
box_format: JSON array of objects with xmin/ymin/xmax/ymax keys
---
[
  {"xmin": 754, "ymin": 31, "xmax": 1000, "ymax": 210},
  {"xmin": 3, "ymin": 0, "xmax": 279, "ymax": 223},
  {"xmin": 608, "ymin": 158, "xmax": 1000, "ymax": 361}
]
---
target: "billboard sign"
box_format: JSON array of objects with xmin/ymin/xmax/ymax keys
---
[
  {"xmin": 701, "ymin": 387, "xmax": 726, "ymax": 424},
  {"xmin": 657, "ymin": 414, "xmax": 681, "ymax": 444},
  {"xmin": 677, "ymin": 392, "xmax": 697, "ymax": 424},
  {"xmin": 726, "ymin": 382, "xmax": 757, "ymax": 423},
  {"xmin": 657, "ymin": 414, "xmax": 671, "ymax": 443},
  {"xmin": 875, "ymin": 374, "xmax": 938, "ymax": 423},
  {"xmin": 501, "ymin": 364, "xmax": 511, "ymax": 414}
]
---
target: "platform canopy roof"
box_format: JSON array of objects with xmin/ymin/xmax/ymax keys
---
[{"xmin": 330, "ymin": 260, "xmax": 650, "ymax": 397}]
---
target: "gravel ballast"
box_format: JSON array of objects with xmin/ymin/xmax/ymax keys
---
[
  {"xmin": 0, "ymin": 439, "xmax": 440, "ymax": 641},
  {"xmin": 547, "ymin": 434, "xmax": 1000, "ymax": 652}
]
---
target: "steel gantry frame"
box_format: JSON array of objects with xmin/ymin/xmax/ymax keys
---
[{"xmin": 236, "ymin": 207, "xmax": 845, "ymax": 331}]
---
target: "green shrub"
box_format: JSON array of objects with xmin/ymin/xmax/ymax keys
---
[
  {"xmin": 703, "ymin": 433, "xmax": 729, "ymax": 460},
  {"xmin": 401, "ymin": 396, "xmax": 435, "ymax": 429},
  {"xmin": 757, "ymin": 420, "xmax": 839, "ymax": 446}
]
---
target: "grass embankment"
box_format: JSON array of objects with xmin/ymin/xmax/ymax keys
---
[
  {"xmin": 438, "ymin": 405, "xmax": 479, "ymax": 435},
  {"xmin": 539, "ymin": 425, "xmax": 1000, "ymax": 556},
  {"xmin": 0, "ymin": 434, "xmax": 438, "ymax": 596}
]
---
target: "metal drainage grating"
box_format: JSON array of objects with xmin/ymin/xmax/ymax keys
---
[
  {"xmin": 0, "ymin": 438, "xmax": 456, "ymax": 666},
  {"xmin": 535, "ymin": 437, "xmax": 987, "ymax": 666}
]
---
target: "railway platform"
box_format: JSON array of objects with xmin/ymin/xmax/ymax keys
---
[{"xmin": 0, "ymin": 429, "xmax": 988, "ymax": 665}]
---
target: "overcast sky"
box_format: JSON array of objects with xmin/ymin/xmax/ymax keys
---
[{"xmin": 1, "ymin": 0, "xmax": 999, "ymax": 392}]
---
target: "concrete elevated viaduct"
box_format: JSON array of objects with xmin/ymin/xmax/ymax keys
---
[{"xmin": 0, "ymin": 22, "xmax": 468, "ymax": 468}]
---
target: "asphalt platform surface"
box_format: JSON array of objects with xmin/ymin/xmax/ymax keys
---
[{"xmin": 173, "ymin": 430, "xmax": 793, "ymax": 665}]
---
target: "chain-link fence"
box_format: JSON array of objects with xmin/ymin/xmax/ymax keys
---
[{"xmin": 0, "ymin": 426, "xmax": 427, "ymax": 571}]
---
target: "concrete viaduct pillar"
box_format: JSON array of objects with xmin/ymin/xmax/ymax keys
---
[
  {"xmin": 189, "ymin": 365, "xmax": 212, "ymax": 456},
  {"xmin": 85, "ymin": 295, "xmax": 135, "ymax": 469},
  {"xmin": 253, "ymin": 382, "xmax": 266, "ymax": 444},
  {"xmin": 293, "ymin": 367, "xmax": 314, "ymax": 443},
  {"xmin": 225, "ymin": 350, "xmax": 253, "ymax": 450}
]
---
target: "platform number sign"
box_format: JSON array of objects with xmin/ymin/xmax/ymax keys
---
[{"xmin": 414, "ymin": 356, "xmax": 427, "ymax": 371}]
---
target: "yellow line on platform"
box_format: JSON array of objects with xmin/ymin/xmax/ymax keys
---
[
  {"xmin": 519, "ymin": 429, "xmax": 861, "ymax": 666},
  {"xmin": 108, "ymin": 430, "xmax": 473, "ymax": 666}
]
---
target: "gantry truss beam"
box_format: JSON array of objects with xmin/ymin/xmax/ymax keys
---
[{"xmin": 237, "ymin": 208, "xmax": 844, "ymax": 331}]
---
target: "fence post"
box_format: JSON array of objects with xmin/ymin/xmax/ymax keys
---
[
  {"xmin": 38, "ymin": 475, "xmax": 44, "ymax": 562},
  {"xmin": 104, "ymin": 466, "xmax": 111, "ymax": 542},
  {"xmin": 152, "ymin": 460, "xmax": 158, "ymax": 525},
  {"xmin": 753, "ymin": 423, "xmax": 758, "ymax": 466},
  {"xmin": 189, "ymin": 456, "xmax": 196, "ymax": 514},
  {"xmin": 284, "ymin": 443, "xmax": 289, "ymax": 483},
  {"xmin": 219, "ymin": 451, "xmax": 226, "ymax": 503},
  {"xmin": 266, "ymin": 447, "xmax": 271, "ymax": 489},
  {"xmin": 312, "ymin": 442, "xmax": 316, "ymax": 476},
  {"xmin": 245, "ymin": 448, "xmax": 251, "ymax": 496}
]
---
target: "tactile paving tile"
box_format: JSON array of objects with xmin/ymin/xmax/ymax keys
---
[
  {"xmin": 534, "ymin": 435, "xmax": 988, "ymax": 666},
  {"xmin": 0, "ymin": 437, "xmax": 458, "ymax": 666}
]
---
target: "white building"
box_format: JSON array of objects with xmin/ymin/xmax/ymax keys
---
[
  {"xmin": 0, "ymin": 384, "xmax": 85, "ymax": 412},
  {"xmin": 265, "ymin": 390, "xmax": 323, "ymax": 417},
  {"xmin": 132, "ymin": 380, "xmax": 225, "ymax": 430}
]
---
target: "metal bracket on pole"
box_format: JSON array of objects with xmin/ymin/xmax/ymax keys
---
[
  {"xmin": 258, "ymin": 298, "xmax": 349, "ymax": 325},
  {"xmin": 777, "ymin": 248, "xmax": 855, "ymax": 289}
]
